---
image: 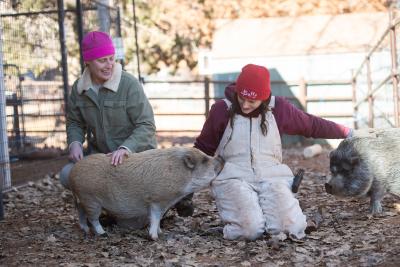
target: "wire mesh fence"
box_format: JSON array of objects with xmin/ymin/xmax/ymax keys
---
[
  {"xmin": 0, "ymin": 0, "xmax": 122, "ymax": 161},
  {"xmin": 1, "ymin": 1, "xmax": 65, "ymax": 159},
  {"xmin": 0, "ymin": 0, "xmax": 12, "ymax": 214}
]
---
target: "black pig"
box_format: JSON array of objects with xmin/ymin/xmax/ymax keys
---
[{"xmin": 325, "ymin": 128, "xmax": 400, "ymax": 213}]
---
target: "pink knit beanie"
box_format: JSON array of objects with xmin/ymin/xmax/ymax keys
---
[{"xmin": 82, "ymin": 31, "xmax": 115, "ymax": 61}]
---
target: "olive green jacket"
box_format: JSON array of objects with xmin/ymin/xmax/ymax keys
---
[{"xmin": 66, "ymin": 63, "xmax": 157, "ymax": 153}]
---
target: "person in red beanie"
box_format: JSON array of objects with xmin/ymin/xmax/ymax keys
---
[{"xmin": 194, "ymin": 64, "xmax": 352, "ymax": 240}]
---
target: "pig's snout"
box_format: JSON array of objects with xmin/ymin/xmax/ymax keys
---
[
  {"xmin": 325, "ymin": 183, "xmax": 333, "ymax": 194},
  {"xmin": 215, "ymin": 156, "xmax": 225, "ymax": 174}
]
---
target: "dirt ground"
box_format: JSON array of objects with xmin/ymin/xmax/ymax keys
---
[{"xmin": 1, "ymin": 136, "xmax": 400, "ymax": 266}]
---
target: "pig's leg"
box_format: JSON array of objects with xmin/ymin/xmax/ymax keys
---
[
  {"xmin": 148, "ymin": 203, "xmax": 164, "ymax": 240},
  {"xmin": 77, "ymin": 203, "xmax": 90, "ymax": 234},
  {"xmin": 84, "ymin": 202, "xmax": 106, "ymax": 236},
  {"xmin": 369, "ymin": 180, "xmax": 386, "ymax": 214}
]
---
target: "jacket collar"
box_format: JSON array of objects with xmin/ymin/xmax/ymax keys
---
[{"xmin": 77, "ymin": 62, "xmax": 122, "ymax": 95}]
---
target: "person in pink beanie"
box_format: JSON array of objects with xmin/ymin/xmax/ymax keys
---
[
  {"xmin": 61, "ymin": 31, "xmax": 193, "ymax": 218},
  {"xmin": 61, "ymin": 30, "xmax": 156, "ymax": 185},
  {"xmin": 194, "ymin": 64, "xmax": 352, "ymax": 240}
]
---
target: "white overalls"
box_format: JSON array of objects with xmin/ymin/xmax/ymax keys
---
[{"xmin": 212, "ymin": 97, "xmax": 307, "ymax": 240}]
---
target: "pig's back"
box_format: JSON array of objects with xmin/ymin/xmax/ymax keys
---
[
  {"xmin": 70, "ymin": 149, "xmax": 192, "ymax": 203},
  {"xmin": 353, "ymin": 129, "xmax": 400, "ymax": 194}
]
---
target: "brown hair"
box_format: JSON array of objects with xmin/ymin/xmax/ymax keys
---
[{"xmin": 228, "ymin": 93, "xmax": 271, "ymax": 136}]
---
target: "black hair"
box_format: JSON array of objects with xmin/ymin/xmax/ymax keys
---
[{"xmin": 228, "ymin": 93, "xmax": 271, "ymax": 136}]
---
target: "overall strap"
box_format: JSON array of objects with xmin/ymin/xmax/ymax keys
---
[
  {"xmin": 215, "ymin": 99, "xmax": 233, "ymax": 157},
  {"xmin": 269, "ymin": 96, "xmax": 275, "ymax": 109}
]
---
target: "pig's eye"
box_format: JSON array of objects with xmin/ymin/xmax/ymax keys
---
[
  {"xmin": 202, "ymin": 157, "xmax": 209, "ymax": 164},
  {"xmin": 341, "ymin": 162, "xmax": 352, "ymax": 171}
]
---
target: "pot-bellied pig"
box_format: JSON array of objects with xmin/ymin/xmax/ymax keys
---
[
  {"xmin": 69, "ymin": 147, "xmax": 224, "ymax": 239},
  {"xmin": 325, "ymin": 128, "xmax": 400, "ymax": 213}
]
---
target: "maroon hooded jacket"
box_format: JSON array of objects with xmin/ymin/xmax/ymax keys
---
[{"xmin": 194, "ymin": 83, "xmax": 351, "ymax": 156}]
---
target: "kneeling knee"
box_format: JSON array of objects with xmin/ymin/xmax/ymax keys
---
[
  {"xmin": 236, "ymin": 220, "xmax": 264, "ymax": 240},
  {"xmin": 223, "ymin": 222, "xmax": 264, "ymax": 240},
  {"xmin": 242, "ymin": 225, "xmax": 264, "ymax": 240}
]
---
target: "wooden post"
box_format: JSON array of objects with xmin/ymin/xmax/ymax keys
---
[
  {"xmin": 389, "ymin": 5, "xmax": 400, "ymax": 127},
  {"xmin": 204, "ymin": 77, "xmax": 210, "ymax": 118},
  {"xmin": 57, "ymin": 0, "xmax": 69, "ymax": 120},
  {"xmin": 0, "ymin": 22, "xmax": 11, "ymax": 219},
  {"xmin": 366, "ymin": 58, "xmax": 374, "ymax": 128},
  {"xmin": 11, "ymin": 93, "xmax": 21, "ymax": 149},
  {"xmin": 299, "ymin": 78, "xmax": 307, "ymax": 111},
  {"xmin": 75, "ymin": 0, "xmax": 84, "ymax": 73},
  {"xmin": 351, "ymin": 74, "xmax": 358, "ymax": 129}
]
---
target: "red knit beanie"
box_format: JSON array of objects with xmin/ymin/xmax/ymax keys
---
[
  {"xmin": 235, "ymin": 64, "xmax": 271, "ymax": 100},
  {"xmin": 82, "ymin": 31, "xmax": 115, "ymax": 61}
]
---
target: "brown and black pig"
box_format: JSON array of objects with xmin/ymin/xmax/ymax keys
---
[
  {"xmin": 325, "ymin": 128, "xmax": 400, "ymax": 213},
  {"xmin": 69, "ymin": 147, "xmax": 224, "ymax": 239}
]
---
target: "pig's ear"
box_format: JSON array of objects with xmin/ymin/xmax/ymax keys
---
[{"xmin": 183, "ymin": 154, "xmax": 196, "ymax": 170}]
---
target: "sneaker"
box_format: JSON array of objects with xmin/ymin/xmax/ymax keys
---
[{"xmin": 175, "ymin": 198, "xmax": 194, "ymax": 217}]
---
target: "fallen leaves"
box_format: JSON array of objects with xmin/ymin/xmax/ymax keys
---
[{"xmin": 1, "ymin": 147, "xmax": 399, "ymax": 266}]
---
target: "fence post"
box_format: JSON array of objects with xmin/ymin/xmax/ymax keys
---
[
  {"xmin": 351, "ymin": 73, "xmax": 358, "ymax": 129},
  {"xmin": 0, "ymin": 21, "xmax": 11, "ymax": 220},
  {"xmin": 366, "ymin": 58, "xmax": 374, "ymax": 128},
  {"xmin": 299, "ymin": 78, "xmax": 307, "ymax": 111},
  {"xmin": 116, "ymin": 7, "xmax": 125, "ymax": 68},
  {"xmin": 97, "ymin": 0, "xmax": 111, "ymax": 33},
  {"xmin": 389, "ymin": 5, "xmax": 400, "ymax": 127},
  {"xmin": 76, "ymin": 0, "xmax": 85, "ymax": 73},
  {"xmin": 57, "ymin": 0, "xmax": 69, "ymax": 120},
  {"xmin": 11, "ymin": 93, "xmax": 20, "ymax": 150},
  {"xmin": 204, "ymin": 77, "xmax": 210, "ymax": 118},
  {"xmin": 132, "ymin": 0, "xmax": 142, "ymax": 83}
]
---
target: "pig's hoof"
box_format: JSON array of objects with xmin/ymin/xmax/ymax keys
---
[
  {"xmin": 149, "ymin": 234, "xmax": 159, "ymax": 241},
  {"xmin": 370, "ymin": 203, "xmax": 383, "ymax": 214}
]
